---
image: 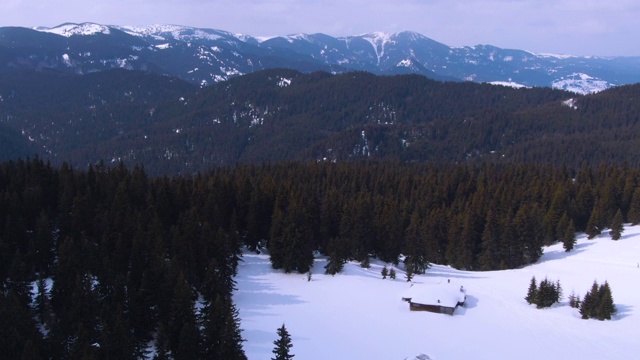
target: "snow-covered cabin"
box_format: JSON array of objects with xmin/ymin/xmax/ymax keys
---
[{"xmin": 402, "ymin": 281, "xmax": 466, "ymax": 315}]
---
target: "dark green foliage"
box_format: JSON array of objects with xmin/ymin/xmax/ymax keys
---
[
  {"xmin": 627, "ymin": 188, "xmax": 640, "ymax": 225},
  {"xmin": 0, "ymin": 290, "xmax": 44, "ymax": 360},
  {"xmin": 597, "ymin": 282, "xmax": 616, "ymax": 320},
  {"xmin": 580, "ymin": 281, "xmax": 600, "ymax": 319},
  {"xmin": 381, "ymin": 266, "xmax": 388, "ymax": 279},
  {"xmin": 562, "ymin": 220, "xmax": 577, "ymax": 252},
  {"xmin": 6, "ymin": 69, "xmax": 640, "ymax": 176},
  {"xmin": 272, "ymin": 324, "xmax": 294, "ymax": 360},
  {"xmin": 405, "ymin": 267, "xmax": 414, "ymax": 282},
  {"xmin": 389, "ymin": 268, "xmax": 396, "ymax": 280},
  {"xmin": 324, "ymin": 237, "xmax": 347, "ymax": 275},
  {"xmin": 526, "ymin": 277, "xmax": 562, "ymax": 308},
  {"xmin": 568, "ymin": 291, "xmax": 581, "ymax": 308},
  {"xmin": 269, "ymin": 196, "xmax": 315, "ymax": 274},
  {"xmin": 610, "ymin": 209, "xmax": 624, "ymax": 240},
  {"xmin": 586, "ymin": 203, "xmax": 604, "ymax": 239},
  {"xmin": 525, "ymin": 276, "xmax": 538, "ymax": 305},
  {"xmin": 0, "ymin": 155, "xmax": 638, "ymax": 358},
  {"xmin": 360, "ymin": 256, "xmax": 371, "ymax": 269},
  {"xmin": 0, "ymin": 158, "xmax": 246, "ymax": 359},
  {"xmin": 403, "ymin": 211, "xmax": 431, "ymax": 274},
  {"xmin": 580, "ymin": 281, "xmax": 616, "ymax": 320}
]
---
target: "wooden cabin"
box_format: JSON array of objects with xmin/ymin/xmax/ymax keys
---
[{"xmin": 402, "ymin": 281, "xmax": 466, "ymax": 315}]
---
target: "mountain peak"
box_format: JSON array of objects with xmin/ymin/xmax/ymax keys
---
[
  {"xmin": 117, "ymin": 24, "xmax": 230, "ymax": 42},
  {"xmin": 35, "ymin": 22, "xmax": 111, "ymax": 37}
]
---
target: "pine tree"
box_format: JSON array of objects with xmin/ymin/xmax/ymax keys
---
[
  {"xmin": 478, "ymin": 208, "xmax": 500, "ymax": 270},
  {"xmin": 609, "ymin": 209, "xmax": 624, "ymax": 240},
  {"xmin": 536, "ymin": 278, "xmax": 556, "ymax": 308},
  {"xmin": 555, "ymin": 280, "xmax": 563, "ymax": 303},
  {"xmin": 405, "ymin": 267, "xmax": 414, "ymax": 282},
  {"xmin": 381, "ymin": 266, "xmax": 388, "ymax": 279},
  {"xmin": 627, "ymin": 187, "xmax": 640, "ymax": 225},
  {"xmin": 580, "ymin": 281, "xmax": 600, "ymax": 319},
  {"xmin": 360, "ymin": 255, "xmax": 370, "ymax": 269},
  {"xmin": 271, "ymin": 324, "xmax": 294, "ymax": 360},
  {"xmin": 585, "ymin": 203, "xmax": 603, "ymax": 239},
  {"xmin": 403, "ymin": 211, "xmax": 430, "ymax": 274},
  {"xmin": 562, "ymin": 220, "xmax": 576, "ymax": 252},
  {"xmin": 568, "ymin": 291, "xmax": 578, "ymax": 308},
  {"xmin": 389, "ymin": 268, "xmax": 396, "ymax": 280},
  {"xmin": 324, "ymin": 237, "xmax": 346, "ymax": 275},
  {"xmin": 596, "ymin": 281, "xmax": 616, "ymax": 320},
  {"xmin": 525, "ymin": 276, "xmax": 538, "ymax": 305}
]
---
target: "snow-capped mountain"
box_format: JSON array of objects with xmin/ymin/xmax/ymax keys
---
[{"xmin": 2, "ymin": 22, "xmax": 640, "ymax": 93}]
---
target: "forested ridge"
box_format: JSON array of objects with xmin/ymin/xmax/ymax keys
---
[
  {"xmin": 3, "ymin": 68, "xmax": 640, "ymax": 174},
  {"xmin": 3, "ymin": 157, "xmax": 640, "ymax": 358},
  {"xmin": 3, "ymin": 68, "xmax": 640, "ymax": 358}
]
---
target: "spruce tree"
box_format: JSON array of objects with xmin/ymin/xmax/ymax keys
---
[
  {"xmin": 360, "ymin": 255, "xmax": 371, "ymax": 269},
  {"xmin": 405, "ymin": 267, "xmax": 414, "ymax": 282},
  {"xmin": 389, "ymin": 268, "xmax": 396, "ymax": 280},
  {"xmin": 562, "ymin": 220, "xmax": 576, "ymax": 252},
  {"xmin": 525, "ymin": 276, "xmax": 538, "ymax": 305},
  {"xmin": 609, "ymin": 209, "xmax": 624, "ymax": 240},
  {"xmin": 568, "ymin": 291, "xmax": 578, "ymax": 308},
  {"xmin": 596, "ymin": 281, "xmax": 616, "ymax": 320},
  {"xmin": 580, "ymin": 281, "xmax": 600, "ymax": 319},
  {"xmin": 627, "ymin": 188, "xmax": 640, "ymax": 225},
  {"xmin": 272, "ymin": 324, "xmax": 294, "ymax": 360},
  {"xmin": 381, "ymin": 266, "xmax": 388, "ymax": 279},
  {"xmin": 324, "ymin": 237, "xmax": 346, "ymax": 275}
]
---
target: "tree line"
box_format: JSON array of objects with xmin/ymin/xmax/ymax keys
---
[{"xmin": 2, "ymin": 157, "xmax": 639, "ymax": 357}]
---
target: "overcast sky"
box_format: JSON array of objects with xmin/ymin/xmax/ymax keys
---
[{"xmin": 2, "ymin": 0, "xmax": 639, "ymax": 56}]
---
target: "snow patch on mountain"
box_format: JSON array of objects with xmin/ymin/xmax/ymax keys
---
[
  {"xmin": 488, "ymin": 81, "xmax": 528, "ymax": 89},
  {"xmin": 278, "ymin": 78, "xmax": 292, "ymax": 87},
  {"xmin": 119, "ymin": 25, "xmax": 223, "ymax": 42},
  {"xmin": 397, "ymin": 59, "xmax": 412, "ymax": 67},
  {"xmin": 285, "ymin": 34, "xmax": 311, "ymax": 43},
  {"xmin": 61, "ymin": 54, "xmax": 72, "ymax": 67},
  {"xmin": 120, "ymin": 24, "xmax": 186, "ymax": 36},
  {"xmin": 36, "ymin": 23, "xmax": 110, "ymax": 37},
  {"xmin": 530, "ymin": 52, "xmax": 577, "ymax": 60},
  {"xmin": 552, "ymin": 73, "xmax": 613, "ymax": 94},
  {"xmin": 361, "ymin": 32, "xmax": 395, "ymax": 64},
  {"xmin": 562, "ymin": 98, "xmax": 579, "ymax": 110}
]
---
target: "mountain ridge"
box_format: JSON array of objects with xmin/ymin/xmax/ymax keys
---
[
  {"xmin": 1, "ymin": 22, "xmax": 638, "ymax": 93},
  {"xmin": 3, "ymin": 67, "xmax": 640, "ymax": 175}
]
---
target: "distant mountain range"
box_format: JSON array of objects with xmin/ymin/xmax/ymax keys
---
[{"xmin": 1, "ymin": 22, "xmax": 640, "ymax": 94}]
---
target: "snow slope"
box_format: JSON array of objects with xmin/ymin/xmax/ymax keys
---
[{"xmin": 234, "ymin": 226, "xmax": 640, "ymax": 360}]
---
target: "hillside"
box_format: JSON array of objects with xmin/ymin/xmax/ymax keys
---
[
  {"xmin": 3, "ymin": 23, "xmax": 640, "ymax": 92},
  {"xmin": 3, "ymin": 69, "xmax": 640, "ymax": 173},
  {"xmin": 235, "ymin": 226, "xmax": 640, "ymax": 360},
  {"xmin": 1, "ymin": 157, "xmax": 639, "ymax": 359}
]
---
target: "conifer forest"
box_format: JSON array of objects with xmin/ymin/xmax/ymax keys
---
[
  {"xmin": 2, "ymin": 156, "xmax": 640, "ymax": 357},
  {"xmin": 2, "ymin": 68, "xmax": 640, "ymax": 359}
]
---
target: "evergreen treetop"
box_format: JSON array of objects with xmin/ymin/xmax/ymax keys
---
[{"xmin": 272, "ymin": 324, "xmax": 294, "ymax": 360}]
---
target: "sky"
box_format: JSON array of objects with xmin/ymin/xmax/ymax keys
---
[{"xmin": 2, "ymin": 0, "xmax": 640, "ymax": 56}]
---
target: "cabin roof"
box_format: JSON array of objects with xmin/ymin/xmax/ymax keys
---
[{"xmin": 402, "ymin": 281, "xmax": 466, "ymax": 309}]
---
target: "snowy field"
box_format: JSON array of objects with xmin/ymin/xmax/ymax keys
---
[{"xmin": 234, "ymin": 226, "xmax": 640, "ymax": 360}]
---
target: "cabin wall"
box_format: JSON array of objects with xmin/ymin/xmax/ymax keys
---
[{"xmin": 409, "ymin": 302, "xmax": 455, "ymax": 315}]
